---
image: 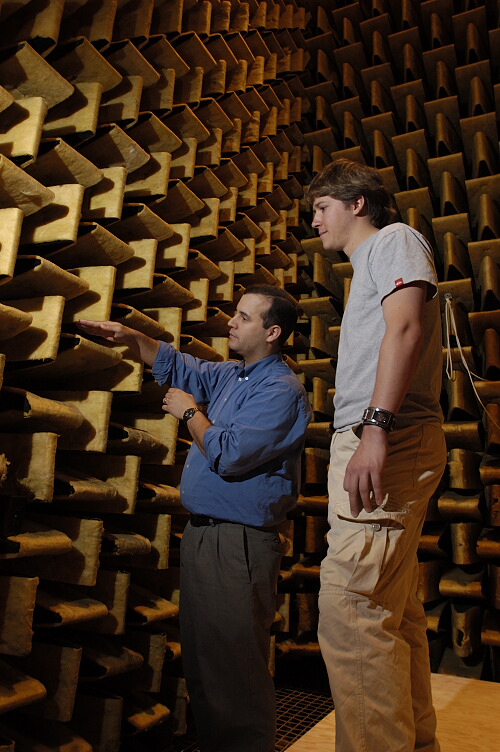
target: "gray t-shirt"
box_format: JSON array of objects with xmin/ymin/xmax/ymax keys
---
[{"xmin": 333, "ymin": 222, "xmax": 443, "ymax": 431}]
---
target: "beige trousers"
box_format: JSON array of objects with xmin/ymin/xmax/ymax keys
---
[{"xmin": 318, "ymin": 423, "xmax": 447, "ymax": 752}]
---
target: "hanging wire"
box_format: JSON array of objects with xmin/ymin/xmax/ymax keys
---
[{"xmin": 444, "ymin": 292, "xmax": 500, "ymax": 432}]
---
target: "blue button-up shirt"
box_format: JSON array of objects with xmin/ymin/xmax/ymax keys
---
[{"xmin": 152, "ymin": 343, "xmax": 312, "ymax": 526}]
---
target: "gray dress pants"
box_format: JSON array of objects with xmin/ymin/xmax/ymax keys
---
[{"xmin": 180, "ymin": 519, "xmax": 282, "ymax": 752}]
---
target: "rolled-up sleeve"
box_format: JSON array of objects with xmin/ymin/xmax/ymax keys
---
[
  {"xmin": 203, "ymin": 384, "xmax": 309, "ymax": 476},
  {"xmin": 152, "ymin": 342, "xmax": 226, "ymax": 402}
]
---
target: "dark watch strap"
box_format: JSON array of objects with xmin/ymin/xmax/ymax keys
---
[
  {"xmin": 362, "ymin": 406, "xmax": 396, "ymax": 432},
  {"xmin": 183, "ymin": 407, "xmax": 202, "ymax": 422}
]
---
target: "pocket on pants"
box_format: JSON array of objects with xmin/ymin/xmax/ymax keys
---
[
  {"xmin": 321, "ymin": 515, "xmax": 404, "ymax": 600},
  {"xmin": 329, "ymin": 424, "xmax": 446, "ymax": 528},
  {"xmin": 243, "ymin": 526, "xmax": 282, "ymax": 629}
]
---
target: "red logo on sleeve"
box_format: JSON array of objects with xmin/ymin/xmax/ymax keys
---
[{"xmin": 395, "ymin": 278, "xmax": 404, "ymax": 286}]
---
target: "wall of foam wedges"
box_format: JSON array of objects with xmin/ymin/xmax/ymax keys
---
[
  {"xmin": 0, "ymin": 1, "xmax": 320, "ymax": 750},
  {"xmin": 0, "ymin": 0, "xmax": 498, "ymax": 748}
]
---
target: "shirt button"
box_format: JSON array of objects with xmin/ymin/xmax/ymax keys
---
[{"xmin": 372, "ymin": 523, "xmax": 382, "ymax": 532}]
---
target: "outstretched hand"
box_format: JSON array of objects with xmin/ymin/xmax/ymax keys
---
[
  {"xmin": 76, "ymin": 319, "xmax": 132, "ymax": 344},
  {"xmin": 76, "ymin": 319, "xmax": 160, "ymax": 365}
]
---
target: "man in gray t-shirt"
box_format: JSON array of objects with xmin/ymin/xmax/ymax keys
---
[
  {"xmin": 334, "ymin": 222, "xmax": 443, "ymax": 432},
  {"xmin": 306, "ymin": 159, "xmax": 446, "ymax": 752}
]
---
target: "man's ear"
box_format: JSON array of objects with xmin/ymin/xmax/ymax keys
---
[
  {"xmin": 267, "ymin": 325, "xmax": 281, "ymax": 344},
  {"xmin": 352, "ymin": 195, "xmax": 366, "ymax": 215}
]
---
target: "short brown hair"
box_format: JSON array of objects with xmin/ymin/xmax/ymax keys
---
[
  {"xmin": 245, "ymin": 285, "xmax": 299, "ymax": 347},
  {"xmin": 305, "ymin": 158, "xmax": 397, "ymax": 229}
]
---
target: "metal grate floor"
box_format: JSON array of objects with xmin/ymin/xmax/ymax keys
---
[
  {"xmin": 275, "ymin": 687, "xmax": 334, "ymax": 751},
  {"xmin": 163, "ymin": 686, "xmax": 334, "ymax": 752}
]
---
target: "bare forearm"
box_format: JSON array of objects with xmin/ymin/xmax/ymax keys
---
[{"xmin": 369, "ymin": 326, "xmax": 422, "ymax": 415}]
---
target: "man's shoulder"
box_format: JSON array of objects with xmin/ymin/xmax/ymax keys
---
[
  {"xmin": 263, "ymin": 358, "xmax": 309, "ymax": 395},
  {"xmin": 246, "ymin": 357, "xmax": 312, "ymax": 421},
  {"xmin": 376, "ymin": 222, "xmax": 429, "ymax": 247}
]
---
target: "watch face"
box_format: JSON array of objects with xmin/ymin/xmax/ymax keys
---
[{"xmin": 362, "ymin": 407, "xmax": 395, "ymax": 431}]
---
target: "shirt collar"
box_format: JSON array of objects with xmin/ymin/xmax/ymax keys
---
[{"xmin": 237, "ymin": 351, "xmax": 283, "ymax": 381}]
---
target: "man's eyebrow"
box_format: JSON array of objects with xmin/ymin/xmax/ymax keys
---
[{"xmin": 236, "ymin": 307, "xmax": 250, "ymax": 318}]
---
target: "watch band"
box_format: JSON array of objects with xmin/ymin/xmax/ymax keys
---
[
  {"xmin": 362, "ymin": 406, "xmax": 396, "ymax": 432},
  {"xmin": 183, "ymin": 406, "xmax": 202, "ymax": 422}
]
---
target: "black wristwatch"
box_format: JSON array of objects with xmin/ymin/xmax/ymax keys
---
[
  {"xmin": 183, "ymin": 406, "xmax": 202, "ymax": 422},
  {"xmin": 362, "ymin": 406, "xmax": 396, "ymax": 432}
]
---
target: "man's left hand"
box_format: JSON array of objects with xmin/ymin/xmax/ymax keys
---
[{"xmin": 162, "ymin": 387, "xmax": 198, "ymax": 420}]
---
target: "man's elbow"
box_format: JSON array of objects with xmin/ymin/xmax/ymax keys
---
[
  {"xmin": 215, "ymin": 451, "xmax": 261, "ymax": 477},
  {"xmin": 403, "ymin": 323, "xmax": 423, "ymax": 351},
  {"xmin": 388, "ymin": 320, "xmax": 422, "ymax": 349},
  {"xmin": 215, "ymin": 460, "xmax": 244, "ymax": 477}
]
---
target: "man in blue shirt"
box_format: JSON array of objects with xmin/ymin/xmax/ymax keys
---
[{"xmin": 78, "ymin": 284, "xmax": 312, "ymax": 752}]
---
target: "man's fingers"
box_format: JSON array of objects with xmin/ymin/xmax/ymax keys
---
[
  {"xmin": 77, "ymin": 320, "xmax": 120, "ymax": 340},
  {"xmin": 372, "ymin": 478, "xmax": 384, "ymax": 506},
  {"xmin": 345, "ymin": 470, "xmax": 381, "ymax": 517},
  {"xmin": 368, "ymin": 468, "xmax": 384, "ymax": 507},
  {"xmin": 345, "ymin": 475, "xmax": 362, "ymax": 518},
  {"xmin": 348, "ymin": 491, "xmax": 361, "ymax": 518},
  {"xmin": 77, "ymin": 319, "xmax": 108, "ymax": 328},
  {"xmin": 359, "ymin": 483, "xmax": 377, "ymax": 513},
  {"xmin": 359, "ymin": 474, "xmax": 375, "ymax": 512}
]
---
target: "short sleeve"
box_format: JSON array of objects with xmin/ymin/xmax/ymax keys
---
[{"xmin": 368, "ymin": 225, "xmax": 438, "ymax": 303}]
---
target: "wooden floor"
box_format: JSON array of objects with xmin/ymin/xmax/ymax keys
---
[{"xmin": 287, "ymin": 673, "xmax": 500, "ymax": 752}]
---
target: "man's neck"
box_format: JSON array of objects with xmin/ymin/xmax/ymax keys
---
[{"xmin": 344, "ymin": 223, "xmax": 380, "ymax": 259}]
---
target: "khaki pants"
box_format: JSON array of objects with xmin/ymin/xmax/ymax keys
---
[{"xmin": 318, "ymin": 424, "xmax": 447, "ymax": 752}]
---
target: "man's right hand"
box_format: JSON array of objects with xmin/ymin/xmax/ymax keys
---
[
  {"xmin": 76, "ymin": 319, "xmax": 161, "ymax": 366},
  {"xmin": 77, "ymin": 320, "xmax": 133, "ymax": 344}
]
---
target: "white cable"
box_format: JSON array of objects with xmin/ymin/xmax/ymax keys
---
[{"xmin": 444, "ymin": 293, "xmax": 500, "ymax": 432}]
